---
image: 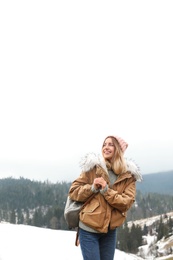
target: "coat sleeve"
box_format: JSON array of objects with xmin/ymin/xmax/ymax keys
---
[
  {"xmin": 102, "ymin": 177, "xmax": 136, "ymax": 212},
  {"xmin": 68, "ymin": 171, "xmax": 94, "ymax": 202}
]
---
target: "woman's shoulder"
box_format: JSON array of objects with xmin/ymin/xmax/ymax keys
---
[
  {"xmin": 125, "ymin": 158, "xmax": 142, "ymax": 182},
  {"xmin": 79, "ymin": 153, "xmax": 107, "ymax": 173}
]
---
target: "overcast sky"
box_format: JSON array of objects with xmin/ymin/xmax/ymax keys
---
[{"xmin": 0, "ymin": 1, "xmax": 172, "ymax": 183}]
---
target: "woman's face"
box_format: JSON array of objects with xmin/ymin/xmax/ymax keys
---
[{"xmin": 102, "ymin": 137, "xmax": 115, "ymax": 160}]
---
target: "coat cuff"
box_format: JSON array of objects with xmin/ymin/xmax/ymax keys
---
[
  {"xmin": 91, "ymin": 184, "xmax": 100, "ymax": 193},
  {"xmin": 100, "ymin": 184, "xmax": 108, "ymax": 194}
]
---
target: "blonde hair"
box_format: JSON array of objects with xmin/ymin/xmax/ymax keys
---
[{"xmin": 103, "ymin": 136, "xmax": 127, "ymax": 174}]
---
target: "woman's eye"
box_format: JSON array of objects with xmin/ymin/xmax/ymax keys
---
[{"xmin": 103, "ymin": 143, "xmax": 114, "ymax": 147}]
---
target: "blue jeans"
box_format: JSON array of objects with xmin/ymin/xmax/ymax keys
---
[{"xmin": 79, "ymin": 228, "xmax": 117, "ymax": 260}]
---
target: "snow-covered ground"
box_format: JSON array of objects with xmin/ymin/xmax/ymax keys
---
[
  {"xmin": 0, "ymin": 222, "xmax": 143, "ymax": 260},
  {"xmin": 129, "ymin": 212, "xmax": 173, "ymax": 259},
  {"xmin": 0, "ymin": 221, "xmax": 173, "ymax": 260}
]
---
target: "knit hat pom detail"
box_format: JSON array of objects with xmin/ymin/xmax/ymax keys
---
[{"xmin": 114, "ymin": 135, "xmax": 128, "ymax": 153}]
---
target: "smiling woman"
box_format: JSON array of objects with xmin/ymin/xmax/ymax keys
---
[{"xmin": 67, "ymin": 135, "xmax": 142, "ymax": 260}]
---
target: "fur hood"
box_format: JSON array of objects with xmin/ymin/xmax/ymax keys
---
[{"xmin": 79, "ymin": 153, "xmax": 142, "ymax": 182}]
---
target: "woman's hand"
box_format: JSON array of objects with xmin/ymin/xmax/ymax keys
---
[{"xmin": 93, "ymin": 177, "xmax": 107, "ymax": 190}]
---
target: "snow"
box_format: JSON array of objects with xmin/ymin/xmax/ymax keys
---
[
  {"xmin": 0, "ymin": 222, "xmax": 143, "ymax": 260},
  {"xmin": 141, "ymin": 235, "xmax": 156, "ymax": 250},
  {"xmin": 128, "ymin": 212, "xmax": 173, "ymax": 229},
  {"xmin": 1, "ymin": 221, "xmax": 173, "ymax": 260}
]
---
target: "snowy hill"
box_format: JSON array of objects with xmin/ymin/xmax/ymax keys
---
[
  {"xmin": 0, "ymin": 216, "xmax": 173, "ymax": 260},
  {"xmin": 0, "ymin": 222, "xmax": 142, "ymax": 260},
  {"xmin": 128, "ymin": 211, "xmax": 173, "ymax": 259}
]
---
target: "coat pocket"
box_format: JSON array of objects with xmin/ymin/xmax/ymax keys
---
[
  {"xmin": 80, "ymin": 200, "xmax": 106, "ymax": 228},
  {"xmin": 110, "ymin": 209, "xmax": 126, "ymax": 228}
]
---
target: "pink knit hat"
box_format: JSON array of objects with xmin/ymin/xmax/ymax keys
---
[{"xmin": 105, "ymin": 135, "xmax": 128, "ymax": 153}]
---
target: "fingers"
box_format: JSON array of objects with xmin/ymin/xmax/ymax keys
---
[{"xmin": 93, "ymin": 177, "xmax": 107, "ymax": 189}]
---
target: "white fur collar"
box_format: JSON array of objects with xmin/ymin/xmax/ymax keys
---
[
  {"xmin": 79, "ymin": 153, "xmax": 107, "ymax": 173},
  {"xmin": 125, "ymin": 158, "xmax": 142, "ymax": 182},
  {"xmin": 79, "ymin": 153, "xmax": 142, "ymax": 182}
]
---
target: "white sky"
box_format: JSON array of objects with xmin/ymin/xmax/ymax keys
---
[
  {"xmin": 0, "ymin": 0, "xmax": 173, "ymax": 183},
  {"xmin": 0, "ymin": 222, "xmax": 144, "ymax": 260}
]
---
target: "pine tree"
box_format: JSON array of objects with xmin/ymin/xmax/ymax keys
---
[{"xmin": 10, "ymin": 210, "xmax": 16, "ymax": 224}]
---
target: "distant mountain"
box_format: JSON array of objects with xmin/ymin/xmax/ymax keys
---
[{"xmin": 136, "ymin": 170, "xmax": 173, "ymax": 195}]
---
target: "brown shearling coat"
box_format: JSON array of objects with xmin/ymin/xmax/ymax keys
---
[{"xmin": 69, "ymin": 154, "xmax": 142, "ymax": 233}]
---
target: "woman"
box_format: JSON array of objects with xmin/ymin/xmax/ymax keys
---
[{"xmin": 68, "ymin": 135, "xmax": 142, "ymax": 260}]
